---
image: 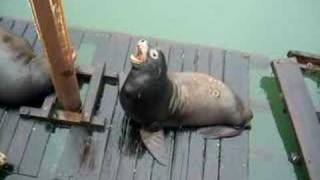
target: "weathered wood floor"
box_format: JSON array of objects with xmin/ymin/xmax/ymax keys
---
[{"xmin": 0, "ymin": 17, "xmax": 256, "ymax": 180}]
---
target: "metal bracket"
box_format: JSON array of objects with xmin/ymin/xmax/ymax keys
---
[{"xmin": 19, "ymin": 61, "xmax": 118, "ymax": 129}]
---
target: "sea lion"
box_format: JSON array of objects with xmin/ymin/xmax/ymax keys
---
[
  {"xmin": 0, "ymin": 27, "xmax": 52, "ymax": 106},
  {"xmin": 0, "ymin": 27, "xmax": 35, "ymax": 64},
  {"xmin": 119, "ymin": 40, "xmax": 253, "ymax": 165}
]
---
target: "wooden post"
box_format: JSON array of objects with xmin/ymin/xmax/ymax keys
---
[{"xmin": 29, "ymin": 0, "xmax": 81, "ymax": 111}]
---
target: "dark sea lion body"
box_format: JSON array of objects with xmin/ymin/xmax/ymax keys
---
[
  {"xmin": 0, "ymin": 27, "xmax": 52, "ymax": 106},
  {"xmin": 120, "ymin": 49, "xmax": 252, "ymax": 131}
]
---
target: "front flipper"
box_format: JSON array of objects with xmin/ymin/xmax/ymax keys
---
[
  {"xmin": 198, "ymin": 126, "xmax": 243, "ymax": 139},
  {"xmin": 140, "ymin": 128, "xmax": 168, "ymax": 165}
]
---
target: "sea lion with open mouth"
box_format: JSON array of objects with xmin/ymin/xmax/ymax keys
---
[
  {"xmin": 119, "ymin": 40, "xmax": 253, "ymax": 165},
  {"xmin": 0, "ymin": 26, "xmax": 52, "ymax": 106}
]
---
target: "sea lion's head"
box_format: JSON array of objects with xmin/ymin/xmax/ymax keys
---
[
  {"xmin": 130, "ymin": 39, "xmax": 166, "ymax": 73},
  {"xmin": 121, "ymin": 40, "xmax": 171, "ymax": 126}
]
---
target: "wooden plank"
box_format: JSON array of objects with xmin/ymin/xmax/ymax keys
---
[
  {"xmin": 76, "ymin": 65, "xmax": 118, "ymax": 81},
  {"xmin": 0, "ymin": 20, "xmax": 28, "ymax": 156},
  {"xmin": 54, "ymin": 32, "xmax": 131, "ymax": 180},
  {"xmin": 73, "ymin": 32, "xmax": 125, "ymax": 180},
  {"xmin": 219, "ymin": 51, "xmax": 250, "ymax": 180},
  {"xmin": 203, "ymin": 48, "xmax": 224, "ymax": 180},
  {"xmin": 181, "ymin": 45, "xmax": 202, "ymax": 180},
  {"xmin": 82, "ymin": 62, "xmax": 105, "ymax": 123},
  {"xmin": 98, "ymin": 99, "xmax": 126, "ymax": 180},
  {"xmin": 0, "ymin": 17, "xmax": 14, "ymax": 29},
  {"xmin": 21, "ymin": 23, "xmax": 37, "ymax": 47},
  {"xmin": 198, "ymin": 48, "xmax": 225, "ymax": 180},
  {"xmin": 134, "ymin": 152, "xmax": 154, "ymax": 180},
  {"xmin": 37, "ymin": 128, "xmax": 69, "ymax": 179},
  {"xmin": 99, "ymin": 33, "xmax": 133, "ymax": 180},
  {"xmin": 52, "ymin": 126, "xmax": 92, "ymax": 179},
  {"xmin": 52, "ymin": 32, "xmax": 112, "ymax": 180},
  {"xmin": 209, "ymin": 48, "xmax": 225, "ymax": 80},
  {"xmin": 19, "ymin": 94, "xmax": 56, "ymax": 120},
  {"xmin": 51, "ymin": 110, "xmax": 82, "ymax": 124},
  {"xmin": 33, "ymin": 30, "xmax": 84, "ymax": 180},
  {"xmin": 6, "ymin": 116, "xmax": 33, "ymax": 173},
  {"xmin": 5, "ymin": 174, "xmax": 36, "ymax": 180},
  {"xmin": 41, "ymin": 94, "xmax": 56, "ymax": 117},
  {"xmin": 17, "ymin": 29, "xmax": 84, "ymax": 177},
  {"xmin": 0, "ymin": 107, "xmax": 7, "ymax": 129},
  {"xmin": 0, "ymin": 110, "xmax": 20, "ymax": 153},
  {"xmin": 272, "ymin": 60, "xmax": 320, "ymax": 180},
  {"xmin": 115, "ymin": 117, "xmax": 138, "ymax": 180},
  {"xmin": 105, "ymin": 33, "xmax": 132, "ymax": 73},
  {"xmin": 0, "ymin": 17, "xmax": 13, "ymax": 129},
  {"xmin": 15, "ymin": 23, "xmax": 50, "ymax": 177},
  {"xmin": 90, "ymin": 37, "xmax": 119, "ymax": 129},
  {"xmin": 5, "ymin": 22, "xmax": 39, "ymax": 172},
  {"xmin": 170, "ymin": 45, "xmax": 197, "ymax": 180},
  {"xmin": 84, "ymin": 32, "xmax": 116, "ymax": 126},
  {"xmin": 18, "ymin": 121, "xmax": 50, "ymax": 176}
]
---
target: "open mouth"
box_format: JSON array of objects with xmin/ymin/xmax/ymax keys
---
[{"xmin": 130, "ymin": 39, "xmax": 148, "ymax": 64}]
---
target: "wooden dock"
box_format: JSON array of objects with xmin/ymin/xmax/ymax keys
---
[{"xmin": 0, "ymin": 17, "xmax": 257, "ymax": 180}]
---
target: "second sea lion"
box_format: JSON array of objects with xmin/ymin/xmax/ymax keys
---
[{"xmin": 0, "ymin": 26, "xmax": 52, "ymax": 106}]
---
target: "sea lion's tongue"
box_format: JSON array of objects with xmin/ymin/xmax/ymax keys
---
[{"xmin": 130, "ymin": 40, "xmax": 148, "ymax": 64}]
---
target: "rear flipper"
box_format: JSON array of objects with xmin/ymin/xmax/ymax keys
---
[
  {"xmin": 197, "ymin": 126, "xmax": 244, "ymax": 139},
  {"xmin": 140, "ymin": 128, "xmax": 168, "ymax": 166}
]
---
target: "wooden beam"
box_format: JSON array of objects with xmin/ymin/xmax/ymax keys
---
[
  {"xmin": 272, "ymin": 59, "xmax": 320, "ymax": 180},
  {"xmin": 82, "ymin": 61, "xmax": 106, "ymax": 122},
  {"xmin": 29, "ymin": 0, "xmax": 81, "ymax": 111}
]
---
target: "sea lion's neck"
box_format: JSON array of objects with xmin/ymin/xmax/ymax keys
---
[{"xmin": 167, "ymin": 76, "xmax": 185, "ymax": 120}]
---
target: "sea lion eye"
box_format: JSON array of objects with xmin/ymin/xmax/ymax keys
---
[{"xmin": 149, "ymin": 49, "xmax": 159, "ymax": 59}]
